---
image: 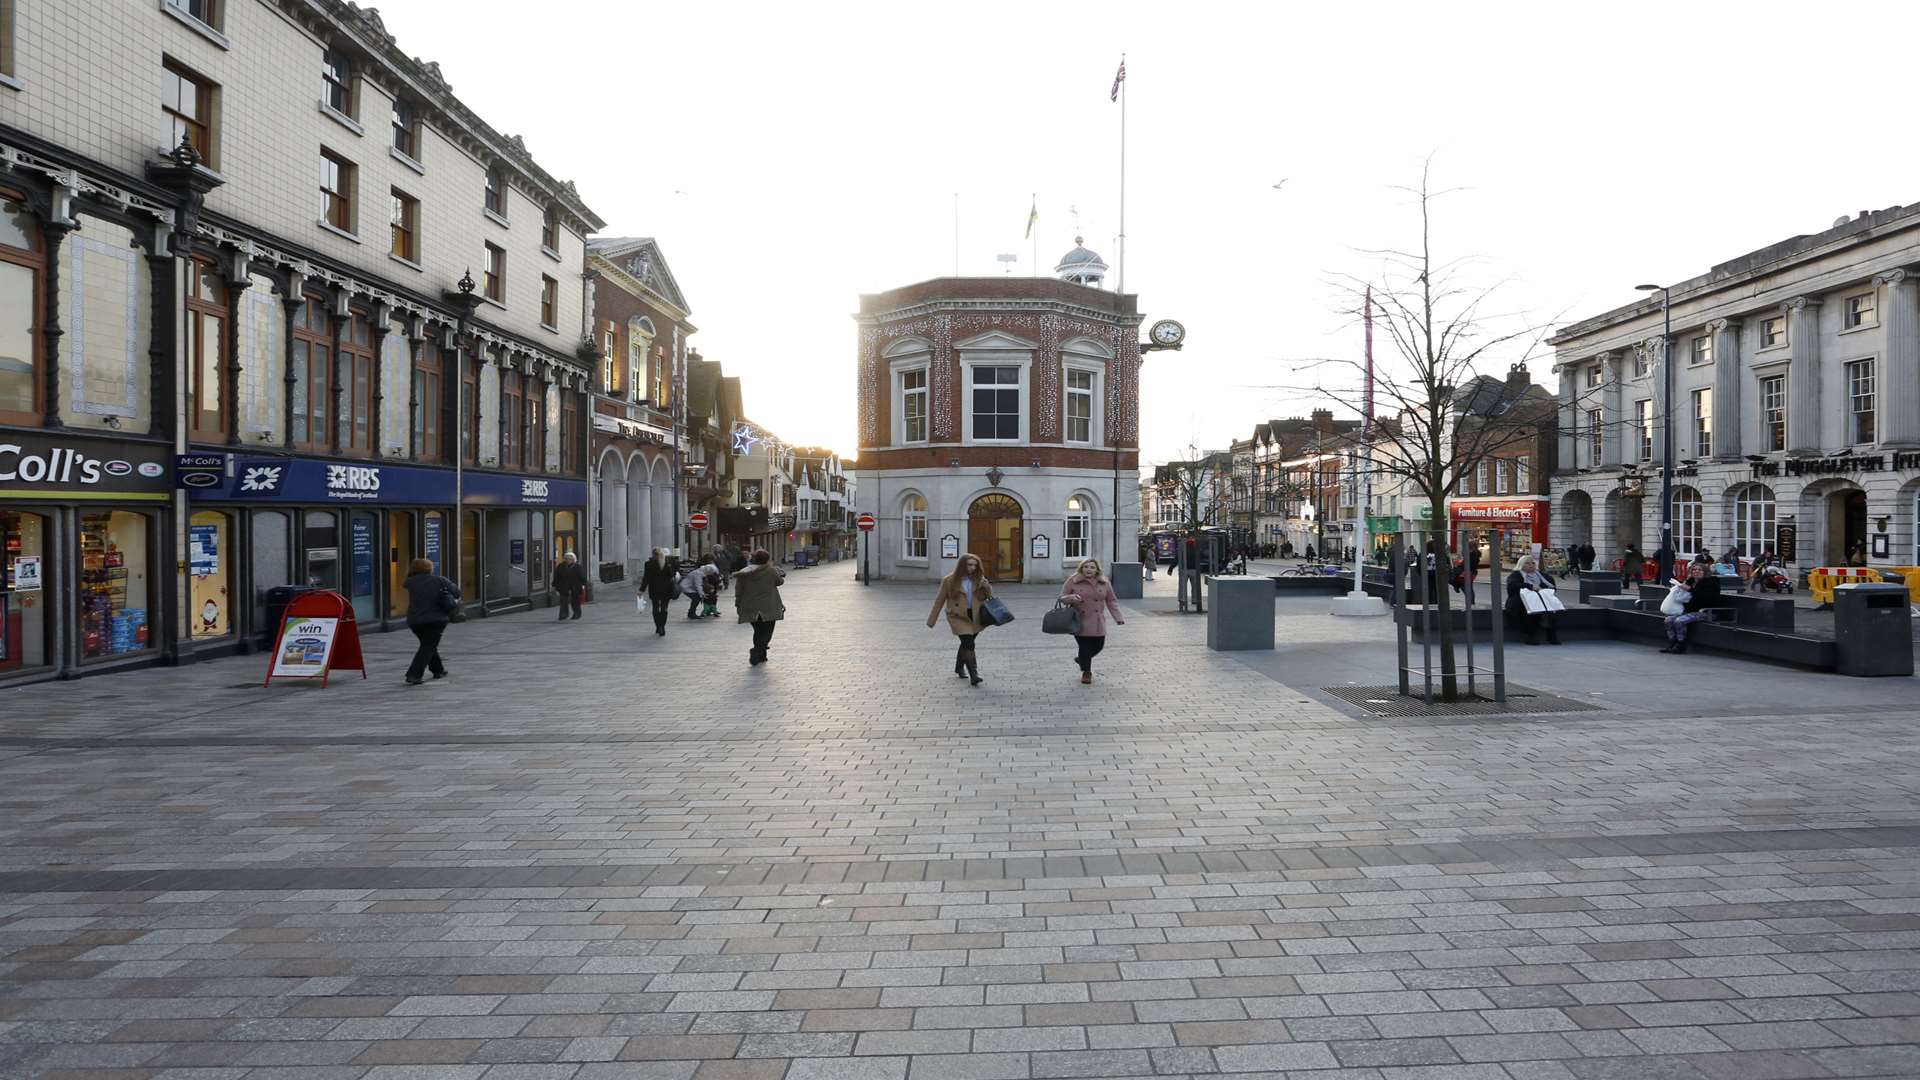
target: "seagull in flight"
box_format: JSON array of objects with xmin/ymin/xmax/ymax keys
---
[{"xmin": 1272, "ymin": 179, "xmax": 1288, "ymax": 190}]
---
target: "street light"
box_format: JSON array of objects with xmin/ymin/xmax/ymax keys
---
[{"xmin": 1634, "ymin": 283, "xmax": 1675, "ymax": 582}]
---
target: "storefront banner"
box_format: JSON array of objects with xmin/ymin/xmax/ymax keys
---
[
  {"xmin": 197, "ymin": 458, "xmax": 457, "ymax": 504},
  {"xmin": 271, "ymin": 617, "xmax": 338, "ymax": 678},
  {"xmin": 350, "ymin": 518, "xmax": 375, "ymax": 598},
  {"xmin": 1451, "ymin": 502, "xmax": 1539, "ymax": 522},
  {"xmin": 8, "ymin": 555, "xmax": 40, "ymax": 591},
  {"xmin": 462, "ymin": 472, "xmax": 588, "ymax": 507},
  {"xmin": 0, "ymin": 433, "xmax": 172, "ymax": 499}
]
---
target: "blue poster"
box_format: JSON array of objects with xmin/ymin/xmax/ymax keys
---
[
  {"xmin": 509, "ymin": 539, "xmax": 525, "ymax": 566},
  {"xmin": 188, "ymin": 524, "xmax": 219, "ymax": 577},
  {"xmin": 350, "ymin": 518, "xmax": 375, "ymax": 597},
  {"xmin": 423, "ymin": 514, "xmax": 443, "ymax": 575}
]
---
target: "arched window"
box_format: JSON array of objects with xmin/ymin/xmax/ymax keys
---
[
  {"xmin": 1673, "ymin": 486, "xmax": 1703, "ymax": 554},
  {"xmin": 0, "ymin": 190, "xmax": 45, "ymax": 424},
  {"xmin": 1064, "ymin": 495, "xmax": 1092, "ymax": 559},
  {"xmin": 1734, "ymin": 484, "xmax": 1777, "ymax": 558},
  {"xmin": 902, "ymin": 494, "xmax": 927, "ymax": 560}
]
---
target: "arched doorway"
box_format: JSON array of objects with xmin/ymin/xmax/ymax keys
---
[
  {"xmin": 1560, "ymin": 490, "xmax": 1593, "ymax": 548},
  {"xmin": 597, "ymin": 451, "xmax": 627, "ymax": 575},
  {"xmin": 1606, "ymin": 486, "xmax": 1643, "ymax": 561},
  {"xmin": 1801, "ymin": 479, "xmax": 1867, "ymax": 565},
  {"xmin": 967, "ymin": 493, "xmax": 1024, "ymax": 581}
]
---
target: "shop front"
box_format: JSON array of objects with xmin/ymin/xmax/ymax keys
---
[
  {"xmin": 188, "ymin": 455, "xmax": 460, "ymax": 643},
  {"xmin": 463, "ymin": 471, "xmax": 588, "ymax": 613},
  {"xmin": 1449, "ymin": 497, "xmax": 1551, "ymax": 565},
  {"xmin": 0, "ymin": 431, "xmax": 173, "ymax": 683}
]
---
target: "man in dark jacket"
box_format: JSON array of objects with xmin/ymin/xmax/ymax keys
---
[
  {"xmin": 1660, "ymin": 561, "xmax": 1721, "ymax": 654},
  {"xmin": 552, "ymin": 552, "xmax": 588, "ymax": 620},
  {"xmin": 732, "ymin": 548, "xmax": 787, "ymax": 666},
  {"xmin": 401, "ymin": 558, "xmax": 459, "ymax": 684}
]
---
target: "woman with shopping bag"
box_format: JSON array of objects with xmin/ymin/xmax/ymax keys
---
[
  {"xmin": 927, "ymin": 553, "xmax": 994, "ymax": 686},
  {"xmin": 1504, "ymin": 554, "xmax": 1562, "ymax": 646},
  {"xmin": 1057, "ymin": 558, "xmax": 1125, "ymax": 684}
]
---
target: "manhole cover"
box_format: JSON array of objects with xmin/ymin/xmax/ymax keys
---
[{"xmin": 1321, "ymin": 684, "xmax": 1603, "ymax": 718}]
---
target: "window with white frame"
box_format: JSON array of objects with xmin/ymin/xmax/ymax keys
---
[
  {"xmin": 1636, "ymin": 398, "xmax": 1654, "ymax": 461},
  {"xmin": 1674, "ymin": 486, "xmax": 1703, "ymax": 554},
  {"xmin": 1846, "ymin": 292, "xmax": 1876, "ymax": 329},
  {"xmin": 1065, "ymin": 368, "xmax": 1095, "ymax": 443},
  {"xmin": 1585, "ymin": 365, "xmax": 1602, "ymax": 389},
  {"xmin": 1761, "ymin": 316, "xmax": 1786, "ymax": 348},
  {"xmin": 1734, "ymin": 484, "xmax": 1777, "ymax": 558},
  {"xmin": 1690, "ymin": 335, "xmax": 1712, "ymax": 366},
  {"xmin": 1064, "ymin": 496, "xmax": 1091, "ymax": 559},
  {"xmin": 1586, "ymin": 408, "xmax": 1603, "ymax": 458},
  {"xmin": 1493, "ymin": 459, "xmax": 1509, "ymax": 494},
  {"xmin": 1475, "ymin": 460, "xmax": 1489, "ymax": 494},
  {"xmin": 1848, "ymin": 359, "xmax": 1876, "ymax": 443},
  {"xmin": 628, "ymin": 337, "xmax": 643, "ymax": 400},
  {"xmin": 1760, "ymin": 374, "xmax": 1786, "ymax": 452},
  {"xmin": 901, "ymin": 494, "xmax": 927, "ymax": 559},
  {"xmin": 1514, "ymin": 455, "xmax": 1530, "ymax": 492},
  {"xmin": 1692, "ymin": 387, "xmax": 1712, "ymax": 458},
  {"xmin": 971, "ymin": 365, "xmax": 1021, "ymax": 440},
  {"xmin": 1635, "ymin": 350, "xmax": 1650, "ymax": 377},
  {"xmin": 900, "ymin": 367, "xmax": 927, "ymax": 443}
]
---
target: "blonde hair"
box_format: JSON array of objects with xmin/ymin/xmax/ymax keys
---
[{"xmin": 1073, "ymin": 558, "xmax": 1105, "ymax": 583}]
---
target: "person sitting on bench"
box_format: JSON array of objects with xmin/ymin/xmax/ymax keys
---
[{"xmin": 1661, "ymin": 561, "xmax": 1721, "ymax": 654}]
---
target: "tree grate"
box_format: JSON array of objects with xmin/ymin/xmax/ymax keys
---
[{"xmin": 1321, "ymin": 683, "xmax": 1604, "ymax": 718}]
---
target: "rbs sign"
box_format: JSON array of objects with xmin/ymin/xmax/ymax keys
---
[{"xmin": 326, "ymin": 465, "xmax": 384, "ymax": 499}]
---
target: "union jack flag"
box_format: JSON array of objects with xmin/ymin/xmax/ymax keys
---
[{"xmin": 1110, "ymin": 58, "xmax": 1126, "ymax": 102}]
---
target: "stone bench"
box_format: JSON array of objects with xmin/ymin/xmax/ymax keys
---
[
  {"xmin": 1638, "ymin": 584, "xmax": 1795, "ymax": 630},
  {"xmin": 1398, "ymin": 598, "xmax": 1836, "ymax": 670}
]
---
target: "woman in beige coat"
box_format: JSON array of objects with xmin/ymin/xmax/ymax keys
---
[{"xmin": 927, "ymin": 553, "xmax": 993, "ymax": 686}]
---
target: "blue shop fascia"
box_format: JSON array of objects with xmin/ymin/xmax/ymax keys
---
[{"xmin": 181, "ymin": 452, "xmax": 587, "ymax": 648}]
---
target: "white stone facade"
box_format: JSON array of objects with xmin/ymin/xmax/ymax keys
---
[
  {"xmin": 864, "ymin": 467, "xmax": 1139, "ymax": 584},
  {"xmin": 1549, "ymin": 205, "xmax": 1920, "ymax": 570}
]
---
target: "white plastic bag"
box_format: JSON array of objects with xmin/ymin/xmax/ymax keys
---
[
  {"xmin": 635, "ymin": 593, "xmax": 650, "ymax": 615},
  {"xmin": 1659, "ymin": 586, "xmax": 1690, "ymax": 617}
]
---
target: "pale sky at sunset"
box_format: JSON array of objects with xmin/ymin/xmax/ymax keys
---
[{"xmin": 379, "ymin": 0, "xmax": 1920, "ymax": 472}]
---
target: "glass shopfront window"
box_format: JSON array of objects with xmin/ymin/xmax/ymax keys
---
[
  {"xmin": 554, "ymin": 510, "xmax": 578, "ymax": 564},
  {"xmin": 188, "ymin": 509, "xmax": 232, "ymax": 639},
  {"xmin": 1, "ymin": 510, "xmax": 51, "ymax": 674},
  {"xmin": 251, "ymin": 509, "xmax": 291, "ymax": 631},
  {"xmin": 78, "ymin": 510, "xmax": 152, "ymax": 660},
  {"xmin": 349, "ymin": 511, "xmax": 378, "ymax": 622},
  {"xmin": 303, "ymin": 509, "xmax": 340, "ymax": 590}
]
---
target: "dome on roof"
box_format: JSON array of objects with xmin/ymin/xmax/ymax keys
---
[{"xmin": 1054, "ymin": 236, "xmax": 1108, "ymax": 287}]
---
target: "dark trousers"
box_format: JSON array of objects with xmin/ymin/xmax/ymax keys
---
[
  {"xmin": 557, "ymin": 588, "xmax": 582, "ymax": 619},
  {"xmin": 650, "ymin": 599, "xmax": 669, "ymax": 634},
  {"xmin": 954, "ymin": 633, "xmax": 979, "ymax": 678},
  {"xmin": 750, "ymin": 619, "xmax": 776, "ymax": 662},
  {"xmin": 1519, "ymin": 612, "xmax": 1558, "ymax": 644},
  {"xmin": 406, "ymin": 622, "xmax": 447, "ymax": 680},
  {"xmin": 1073, "ymin": 634, "xmax": 1106, "ymax": 672}
]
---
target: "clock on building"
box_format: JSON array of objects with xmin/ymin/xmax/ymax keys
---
[{"xmin": 1148, "ymin": 319, "xmax": 1185, "ymax": 348}]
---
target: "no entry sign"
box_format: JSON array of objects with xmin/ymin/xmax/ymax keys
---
[
  {"xmin": 856, "ymin": 513, "xmax": 876, "ymax": 532},
  {"xmin": 689, "ymin": 512, "xmax": 709, "ymax": 531}
]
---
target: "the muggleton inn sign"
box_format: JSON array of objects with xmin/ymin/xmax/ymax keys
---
[{"xmin": 1751, "ymin": 451, "xmax": 1920, "ymax": 478}]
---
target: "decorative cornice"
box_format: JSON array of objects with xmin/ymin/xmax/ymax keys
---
[
  {"xmin": 859, "ymin": 297, "xmax": 1141, "ymax": 327},
  {"xmin": 585, "ymin": 251, "xmax": 692, "ymax": 323},
  {"xmin": 0, "ymin": 140, "xmax": 174, "ymax": 222}
]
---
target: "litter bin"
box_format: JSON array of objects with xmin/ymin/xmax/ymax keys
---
[
  {"xmin": 1206, "ymin": 575, "xmax": 1275, "ymax": 651},
  {"xmin": 1111, "ymin": 561, "xmax": 1143, "ymax": 599},
  {"xmin": 1833, "ymin": 582, "xmax": 1913, "ymax": 677},
  {"xmin": 261, "ymin": 585, "xmax": 318, "ymax": 644}
]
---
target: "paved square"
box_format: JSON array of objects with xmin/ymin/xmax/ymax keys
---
[{"xmin": 2, "ymin": 570, "xmax": 1918, "ymax": 1078}]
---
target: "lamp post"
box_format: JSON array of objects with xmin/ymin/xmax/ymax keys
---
[{"xmin": 1634, "ymin": 283, "xmax": 1675, "ymax": 582}]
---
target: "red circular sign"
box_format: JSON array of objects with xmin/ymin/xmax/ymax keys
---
[
  {"xmin": 688, "ymin": 512, "xmax": 709, "ymax": 531},
  {"xmin": 856, "ymin": 513, "xmax": 877, "ymax": 532}
]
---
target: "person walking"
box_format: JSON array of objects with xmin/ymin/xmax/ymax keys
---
[
  {"xmin": 732, "ymin": 548, "xmax": 785, "ymax": 666},
  {"xmin": 552, "ymin": 551, "xmax": 588, "ymax": 620},
  {"xmin": 1505, "ymin": 554, "xmax": 1561, "ymax": 646},
  {"xmin": 1060, "ymin": 558, "xmax": 1125, "ymax": 684},
  {"xmin": 640, "ymin": 548, "xmax": 679, "ymax": 637},
  {"xmin": 1578, "ymin": 542, "xmax": 1596, "ymax": 571},
  {"xmin": 928, "ymin": 553, "xmax": 992, "ymax": 686},
  {"xmin": 1660, "ymin": 560, "xmax": 1721, "ymax": 654},
  {"xmin": 401, "ymin": 557, "xmax": 459, "ymax": 684},
  {"xmin": 1621, "ymin": 544, "xmax": 1644, "ymax": 589}
]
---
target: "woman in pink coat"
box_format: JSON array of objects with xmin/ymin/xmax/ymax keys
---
[{"xmin": 1060, "ymin": 557, "xmax": 1125, "ymax": 684}]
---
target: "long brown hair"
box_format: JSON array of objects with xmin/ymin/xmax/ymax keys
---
[{"xmin": 943, "ymin": 553, "xmax": 987, "ymax": 588}]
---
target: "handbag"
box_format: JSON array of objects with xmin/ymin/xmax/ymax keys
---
[
  {"xmin": 980, "ymin": 596, "xmax": 1014, "ymax": 628},
  {"xmin": 1041, "ymin": 599, "xmax": 1082, "ymax": 635}
]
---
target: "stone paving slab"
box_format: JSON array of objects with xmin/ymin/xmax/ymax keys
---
[{"xmin": 1, "ymin": 570, "xmax": 1917, "ymax": 1078}]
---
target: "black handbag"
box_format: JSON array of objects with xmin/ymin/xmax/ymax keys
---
[
  {"xmin": 980, "ymin": 596, "xmax": 1014, "ymax": 627},
  {"xmin": 1041, "ymin": 599, "xmax": 1081, "ymax": 635}
]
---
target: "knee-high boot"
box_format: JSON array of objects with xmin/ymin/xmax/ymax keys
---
[{"xmin": 960, "ymin": 646, "xmax": 981, "ymax": 685}]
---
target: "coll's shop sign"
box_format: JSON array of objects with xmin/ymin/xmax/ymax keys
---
[{"xmin": 0, "ymin": 434, "xmax": 172, "ymax": 498}]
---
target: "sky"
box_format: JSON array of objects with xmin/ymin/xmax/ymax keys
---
[{"xmin": 379, "ymin": 0, "xmax": 1920, "ymax": 470}]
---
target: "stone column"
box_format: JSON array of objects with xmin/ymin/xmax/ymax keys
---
[
  {"xmin": 1709, "ymin": 318, "xmax": 1741, "ymax": 460},
  {"xmin": 1556, "ymin": 365, "xmax": 1579, "ymax": 472},
  {"xmin": 1784, "ymin": 297, "xmax": 1822, "ymax": 455},
  {"xmin": 1603, "ymin": 352, "xmax": 1627, "ymax": 467},
  {"xmin": 219, "ymin": 250, "xmax": 252, "ymax": 447},
  {"xmin": 1642, "ymin": 336, "xmax": 1670, "ymax": 467},
  {"xmin": 1875, "ymin": 269, "xmax": 1920, "ymax": 447}
]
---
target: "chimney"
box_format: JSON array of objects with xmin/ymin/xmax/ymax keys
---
[
  {"xmin": 1310, "ymin": 407, "xmax": 1333, "ymax": 432},
  {"xmin": 1506, "ymin": 362, "xmax": 1530, "ymax": 391}
]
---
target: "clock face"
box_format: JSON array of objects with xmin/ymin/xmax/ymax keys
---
[{"xmin": 1151, "ymin": 319, "xmax": 1185, "ymax": 346}]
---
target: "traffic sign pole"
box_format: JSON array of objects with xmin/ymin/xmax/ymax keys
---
[{"xmin": 856, "ymin": 512, "xmax": 877, "ymax": 587}]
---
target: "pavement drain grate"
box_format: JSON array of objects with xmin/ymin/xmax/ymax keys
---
[{"xmin": 1321, "ymin": 683, "xmax": 1604, "ymax": 718}]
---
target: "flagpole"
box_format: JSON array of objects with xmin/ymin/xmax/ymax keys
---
[
  {"xmin": 952, "ymin": 192, "xmax": 959, "ymax": 276},
  {"xmin": 1117, "ymin": 54, "xmax": 1126, "ymax": 294},
  {"xmin": 1031, "ymin": 193, "xmax": 1037, "ymax": 277}
]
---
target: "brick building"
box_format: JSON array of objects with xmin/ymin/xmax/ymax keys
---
[{"xmin": 854, "ymin": 240, "xmax": 1143, "ymax": 582}]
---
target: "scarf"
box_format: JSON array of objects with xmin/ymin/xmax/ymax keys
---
[{"xmin": 1521, "ymin": 569, "xmax": 1547, "ymax": 590}]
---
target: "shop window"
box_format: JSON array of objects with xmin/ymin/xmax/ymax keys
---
[
  {"xmin": 0, "ymin": 509, "xmax": 50, "ymax": 674},
  {"xmin": 187, "ymin": 510, "xmax": 231, "ymax": 639},
  {"xmin": 78, "ymin": 511, "xmax": 151, "ymax": 660},
  {"xmin": 250, "ymin": 509, "xmax": 291, "ymax": 632},
  {"xmin": 185, "ymin": 258, "xmax": 227, "ymax": 442},
  {"xmin": 339, "ymin": 310, "xmax": 374, "ymax": 454},
  {"xmin": 303, "ymin": 510, "xmax": 340, "ymax": 590},
  {"xmin": 0, "ymin": 189, "xmax": 43, "ymax": 424},
  {"xmin": 290, "ymin": 293, "xmax": 331, "ymax": 450},
  {"xmin": 501, "ymin": 368, "xmax": 524, "ymax": 468},
  {"xmin": 412, "ymin": 339, "xmax": 442, "ymax": 460},
  {"xmin": 555, "ymin": 510, "xmax": 578, "ymax": 565}
]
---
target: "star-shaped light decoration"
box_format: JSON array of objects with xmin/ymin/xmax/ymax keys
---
[{"xmin": 730, "ymin": 423, "xmax": 761, "ymax": 455}]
